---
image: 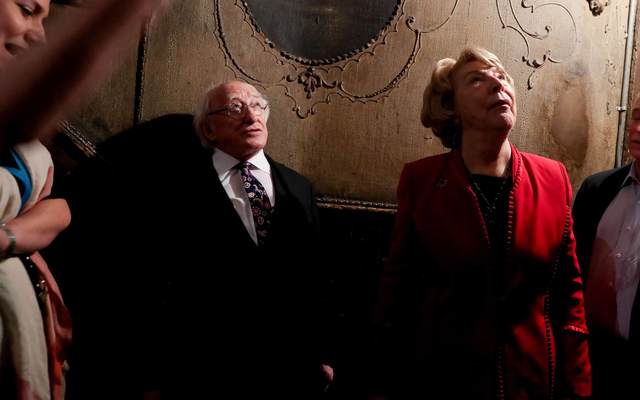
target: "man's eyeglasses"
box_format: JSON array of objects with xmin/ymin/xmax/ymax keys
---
[{"xmin": 208, "ymin": 100, "xmax": 269, "ymax": 120}]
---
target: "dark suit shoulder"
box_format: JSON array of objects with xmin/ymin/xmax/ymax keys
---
[
  {"xmin": 97, "ymin": 113, "xmax": 196, "ymax": 162},
  {"xmin": 67, "ymin": 114, "xmax": 199, "ymax": 191},
  {"xmin": 268, "ymin": 157, "xmax": 313, "ymax": 189},
  {"xmin": 579, "ymin": 165, "xmax": 630, "ymax": 192}
]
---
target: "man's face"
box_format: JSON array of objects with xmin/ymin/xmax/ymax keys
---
[
  {"xmin": 628, "ymin": 98, "xmax": 640, "ymax": 161},
  {"xmin": 204, "ymin": 81, "xmax": 269, "ymax": 161},
  {"xmin": 0, "ymin": 0, "xmax": 50, "ymax": 66}
]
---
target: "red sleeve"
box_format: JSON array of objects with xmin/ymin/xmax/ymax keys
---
[{"xmin": 556, "ymin": 161, "xmax": 592, "ymax": 398}]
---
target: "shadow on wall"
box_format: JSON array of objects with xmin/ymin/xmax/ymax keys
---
[{"xmin": 549, "ymin": 76, "xmax": 589, "ymax": 189}]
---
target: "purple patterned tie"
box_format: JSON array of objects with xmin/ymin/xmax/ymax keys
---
[{"xmin": 238, "ymin": 161, "xmax": 273, "ymax": 246}]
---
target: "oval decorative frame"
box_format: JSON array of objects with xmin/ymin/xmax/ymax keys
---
[
  {"xmin": 213, "ymin": 0, "xmax": 462, "ymax": 118},
  {"xmin": 242, "ymin": 0, "xmax": 403, "ymax": 66}
]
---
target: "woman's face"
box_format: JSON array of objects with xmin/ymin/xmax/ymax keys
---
[
  {"xmin": 0, "ymin": 0, "xmax": 50, "ymax": 66},
  {"xmin": 451, "ymin": 59, "xmax": 517, "ymax": 135}
]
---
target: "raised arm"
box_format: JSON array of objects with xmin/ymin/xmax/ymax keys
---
[{"xmin": 0, "ymin": 0, "xmax": 171, "ymax": 151}]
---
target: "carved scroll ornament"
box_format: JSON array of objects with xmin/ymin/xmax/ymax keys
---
[
  {"xmin": 498, "ymin": 0, "xmax": 578, "ymax": 89},
  {"xmin": 213, "ymin": 0, "xmax": 458, "ymax": 118}
]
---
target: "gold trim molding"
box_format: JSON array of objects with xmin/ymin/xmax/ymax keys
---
[
  {"xmin": 58, "ymin": 120, "xmax": 97, "ymax": 158},
  {"xmin": 317, "ymin": 196, "xmax": 397, "ymax": 214}
]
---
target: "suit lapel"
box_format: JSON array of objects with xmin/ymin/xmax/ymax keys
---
[
  {"xmin": 268, "ymin": 156, "xmax": 300, "ymax": 205},
  {"xmin": 270, "ymin": 161, "xmax": 289, "ymax": 207},
  {"xmin": 265, "ymin": 159, "xmax": 290, "ymax": 246},
  {"xmin": 594, "ymin": 165, "xmax": 631, "ymax": 222},
  {"xmin": 268, "ymin": 156, "xmax": 309, "ymax": 217},
  {"xmin": 266, "ymin": 157, "xmax": 313, "ymax": 246}
]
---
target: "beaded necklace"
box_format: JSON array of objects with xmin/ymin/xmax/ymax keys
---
[{"xmin": 469, "ymin": 162, "xmax": 512, "ymax": 227}]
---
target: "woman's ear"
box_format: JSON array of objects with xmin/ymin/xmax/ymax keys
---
[{"xmin": 442, "ymin": 92, "xmax": 455, "ymax": 111}]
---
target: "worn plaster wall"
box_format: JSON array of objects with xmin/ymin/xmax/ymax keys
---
[{"xmin": 57, "ymin": 0, "xmax": 632, "ymax": 203}]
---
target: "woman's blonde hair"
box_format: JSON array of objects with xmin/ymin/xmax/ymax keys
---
[{"xmin": 420, "ymin": 47, "xmax": 513, "ymax": 148}]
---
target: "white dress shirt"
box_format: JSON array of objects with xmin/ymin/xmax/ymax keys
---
[
  {"xmin": 212, "ymin": 149, "xmax": 274, "ymax": 245},
  {"xmin": 586, "ymin": 161, "xmax": 640, "ymax": 339}
]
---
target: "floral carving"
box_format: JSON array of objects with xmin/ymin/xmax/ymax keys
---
[{"xmin": 287, "ymin": 68, "xmax": 337, "ymax": 99}]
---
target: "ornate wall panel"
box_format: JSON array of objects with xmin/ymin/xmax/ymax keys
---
[
  {"xmin": 61, "ymin": 0, "xmax": 630, "ymax": 203},
  {"xmin": 525, "ymin": 0, "xmax": 628, "ymax": 190},
  {"xmin": 43, "ymin": 1, "xmax": 631, "ymax": 389}
]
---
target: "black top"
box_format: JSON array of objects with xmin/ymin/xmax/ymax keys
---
[{"xmin": 469, "ymin": 173, "xmax": 511, "ymax": 254}]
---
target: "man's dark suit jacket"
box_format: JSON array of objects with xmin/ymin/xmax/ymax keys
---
[
  {"xmin": 572, "ymin": 163, "xmax": 640, "ymax": 398},
  {"xmin": 57, "ymin": 114, "xmax": 333, "ymax": 399}
]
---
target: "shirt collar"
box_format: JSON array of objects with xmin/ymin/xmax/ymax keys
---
[
  {"xmin": 622, "ymin": 160, "xmax": 640, "ymax": 188},
  {"xmin": 212, "ymin": 148, "xmax": 270, "ymax": 178},
  {"xmin": 246, "ymin": 150, "xmax": 271, "ymax": 174}
]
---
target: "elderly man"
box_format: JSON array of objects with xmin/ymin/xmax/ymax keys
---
[
  {"xmin": 58, "ymin": 81, "xmax": 334, "ymax": 399},
  {"xmin": 573, "ymin": 95, "xmax": 640, "ymax": 399}
]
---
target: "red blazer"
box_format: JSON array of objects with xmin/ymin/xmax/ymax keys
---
[{"xmin": 378, "ymin": 143, "xmax": 591, "ymax": 399}]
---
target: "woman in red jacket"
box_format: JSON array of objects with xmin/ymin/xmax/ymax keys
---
[{"xmin": 374, "ymin": 47, "xmax": 591, "ymax": 400}]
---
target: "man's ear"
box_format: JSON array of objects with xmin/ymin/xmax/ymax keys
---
[{"xmin": 202, "ymin": 125, "xmax": 216, "ymax": 141}]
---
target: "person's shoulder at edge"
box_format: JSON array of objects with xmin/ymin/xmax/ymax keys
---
[
  {"xmin": 97, "ymin": 113, "xmax": 196, "ymax": 159},
  {"xmin": 580, "ymin": 164, "xmax": 630, "ymax": 190},
  {"xmin": 62, "ymin": 113, "xmax": 197, "ymax": 190},
  {"xmin": 267, "ymin": 154, "xmax": 317, "ymax": 192}
]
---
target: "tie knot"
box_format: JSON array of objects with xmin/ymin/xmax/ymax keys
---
[{"xmin": 236, "ymin": 161, "xmax": 252, "ymax": 174}]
